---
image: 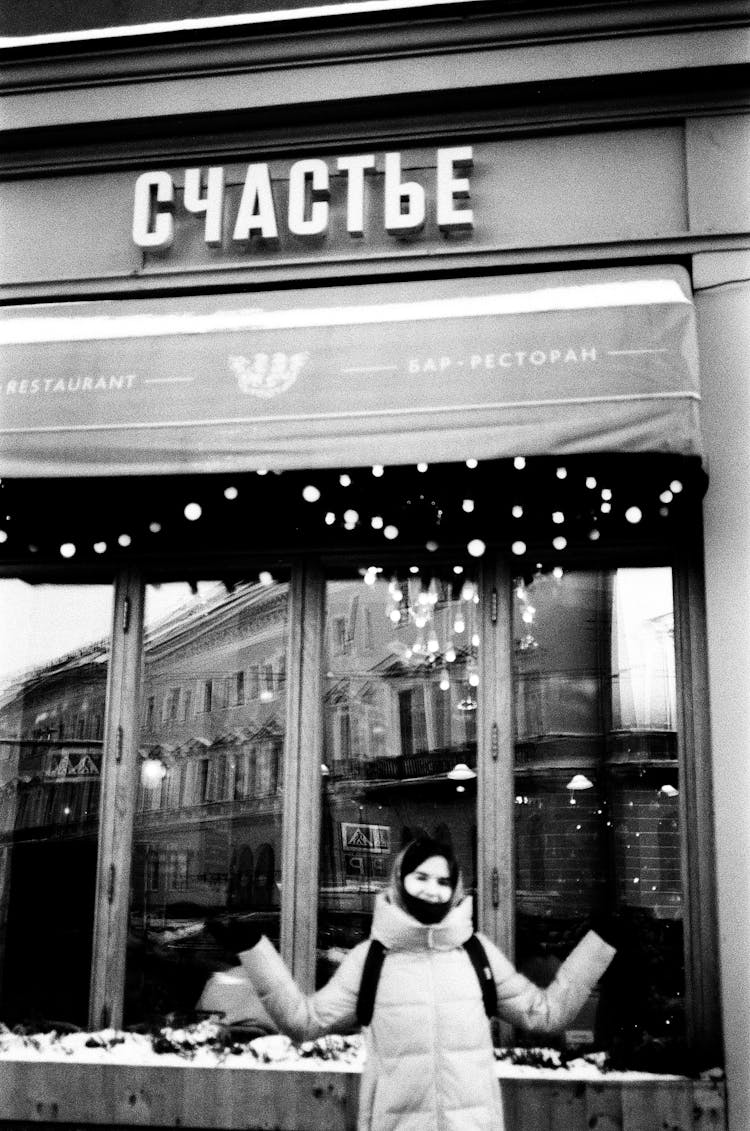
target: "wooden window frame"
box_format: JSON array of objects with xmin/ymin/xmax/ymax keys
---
[{"xmin": 82, "ymin": 536, "xmax": 720, "ymax": 1058}]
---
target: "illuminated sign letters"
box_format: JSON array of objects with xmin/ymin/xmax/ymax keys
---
[{"xmin": 132, "ymin": 146, "xmax": 474, "ymax": 250}]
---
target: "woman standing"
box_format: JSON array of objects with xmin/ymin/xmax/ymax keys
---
[{"xmin": 210, "ymin": 836, "xmax": 615, "ymax": 1131}]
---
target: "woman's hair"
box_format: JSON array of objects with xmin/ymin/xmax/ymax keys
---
[{"xmin": 389, "ymin": 836, "xmax": 465, "ymax": 916}]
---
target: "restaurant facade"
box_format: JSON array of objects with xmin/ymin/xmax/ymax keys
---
[{"xmin": 0, "ymin": 2, "xmax": 748, "ymax": 1129}]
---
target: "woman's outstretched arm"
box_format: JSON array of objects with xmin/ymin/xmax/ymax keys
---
[
  {"xmin": 237, "ymin": 937, "xmax": 365, "ymax": 1043},
  {"xmin": 481, "ymin": 930, "xmax": 615, "ymax": 1035}
]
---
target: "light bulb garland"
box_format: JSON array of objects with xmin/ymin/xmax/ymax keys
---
[{"xmin": 0, "ymin": 456, "xmax": 701, "ymax": 565}]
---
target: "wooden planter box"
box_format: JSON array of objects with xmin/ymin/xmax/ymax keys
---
[{"xmin": 0, "ymin": 1059, "xmax": 727, "ymax": 1131}]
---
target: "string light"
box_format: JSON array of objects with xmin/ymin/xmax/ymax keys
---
[
  {"xmin": 149, "ymin": 522, "xmax": 162, "ymax": 533},
  {"xmin": 513, "ymin": 456, "xmax": 526, "ymax": 470},
  {"xmin": 465, "ymin": 458, "xmax": 478, "ymax": 469},
  {"xmin": 118, "ymin": 534, "xmax": 132, "ymax": 547},
  {"xmin": 302, "ymin": 485, "xmax": 321, "ymax": 503},
  {"xmin": 384, "ymin": 525, "xmax": 399, "ymax": 540},
  {"xmin": 339, "ymin": 474, "xmax": 351, "ymax": 487},
  {"xmin": 417, "ymin": 462, "xmax": 428, "ymax": 473},
  {"xmin": 224, "ymin": 486, "xmax": 238, "ymax": 500},
  {"xmin": 467, "ymin": 539, "xmax": 485, "ymax": 557},
  {"xmin": 511, "ymin": 541, "xmax": 526, "ymax": 555},
  {"xmin": 462, "ymin": 499, "xmax": 475, "ymax": 513},
  {"xmin": 60, "ymin": 543, "xmax": 76, "ymax": 558},
  {"xmin": 184, "ymin": 503, "xmax": 202, "ymax": 521},
  {"xmin": 372, "ymin": 465, "xmax": 384, "ymax": 477}
]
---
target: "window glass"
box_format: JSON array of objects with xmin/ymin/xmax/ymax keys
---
[
  {"xmin": 0, "ymin": 581, "xmax": 113, "ymax": 1027},
  {"xmin": 124, "ymin": 579, "xmax": 288, "ymax": 1027},
  {"xmin": 317, "ymin": 572, "xmax": 479, "ymax": 985},
  {"xmin": 513, "ymin": 568, "xmax": 683, "ymax": 1067}
]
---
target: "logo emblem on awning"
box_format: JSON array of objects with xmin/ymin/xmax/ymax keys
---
[{"xmin": 230, "ymin": 352, "xmax": 309, "ymax": 398}]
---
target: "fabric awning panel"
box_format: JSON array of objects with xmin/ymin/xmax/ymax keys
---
[{"xmin": 0, "ymin": 266, "xmax": 701, "ymax": 477}]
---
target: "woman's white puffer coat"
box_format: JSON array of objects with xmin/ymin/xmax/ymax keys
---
[{"xmin": 241, "ymin": 893, "xmax": 614, "ymax": 1131}]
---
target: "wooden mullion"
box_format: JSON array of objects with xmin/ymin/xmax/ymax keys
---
[
  {"xmin": 88, "ymin": 567, "xmax": 145, "ymax": 1031},
  {"xmin": 280, "ymin": 560, "xmax": 325, "ymax": 991},
  {"xmin": 478, "ymin": 557, "xmax": 515, "ymax": 952},
  {"xmin": 672, "ymin": 525, "xmax": 723, "ymax": 1065}
]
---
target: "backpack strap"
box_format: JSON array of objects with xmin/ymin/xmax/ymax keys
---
[
  {"xmin": 356, "ymin": 939, "xmax": 387, "ymax": 1027},
  {"xmin": 463, "ymin": 934, "xmax": 498, "ymax": 1019}
]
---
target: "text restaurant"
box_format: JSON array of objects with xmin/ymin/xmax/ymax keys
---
[{"xmin": 0, "ymin": 6, "xmax": 747, "ymax": 1128}]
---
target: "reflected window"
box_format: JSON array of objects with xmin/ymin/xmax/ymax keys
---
[
  {"xmin": 512, "ymin": 568, "xmax": 683, "ymax": 1067},
  {"xmin": 317, "ymin": 573, "xmax": 479, "ymax": 985},
  {"xmin": 0, "ymin": 581, "xmax": 113, "ymax": 1027},
  {"xmin": 124, "ymin": 578, "xmax": 289, "ymax": 1028}
]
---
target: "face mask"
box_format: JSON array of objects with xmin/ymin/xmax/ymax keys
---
[{"xmin": 402, "ymin": 889, "xmax": 454, "ymax": 924}]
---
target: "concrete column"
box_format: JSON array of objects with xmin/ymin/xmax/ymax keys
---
[{"xmin": 693, "ymin": 252, "xmax": 750, "ymax": 1131}]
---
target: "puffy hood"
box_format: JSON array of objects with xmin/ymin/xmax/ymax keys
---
[{"xmin": 370, "ymin": 889, "xmax": 474, "ymax": 952}]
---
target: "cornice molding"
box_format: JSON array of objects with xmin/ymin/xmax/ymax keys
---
[{"xmin": 2, "ymin": 1, "xmax": 748, "ymax": 95}]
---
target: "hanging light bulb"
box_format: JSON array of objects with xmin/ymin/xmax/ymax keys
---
[
  {"xmin": 439, "ymin": 670, "xmax": 450, "ymax": 691},
  {"xmin": 454, "ymin": 616, "xmax": 465, "ymax": 634},
  {"xmin": 445, "ymin": 645, "xmax": 457, "ymax": 663}
]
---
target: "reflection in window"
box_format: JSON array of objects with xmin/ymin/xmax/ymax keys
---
[
  {"xmin": 512, "ymin": 568, "xmax": 683, "ymax": 1069},
  {"xmin": 0, "ymin": 581, "xmax": 113, "ymax": 1027},
  {"xmin": 317, "ymin": 573, "xmax": 479, "ymax": 985},
  {"xmin": 125, "ymin": 579, "xmax": 288, "ymax": 1027}
]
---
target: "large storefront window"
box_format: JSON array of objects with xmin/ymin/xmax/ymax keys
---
[
  {"xmin": 317, "ymin": 572, "xmax": 479, "ymax": 983},
  {"xmin": 124, "ymin": 578, "xmax": 288, "ymax": 1025},
  {"xmin": 0, "ymin": 581, "xmax": 113, "ymax": 1026},
  {"xmin": 513, "ymin": 567, "xmax": 683, "ymax": 1064}
]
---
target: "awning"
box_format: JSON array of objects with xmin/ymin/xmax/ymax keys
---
[{"xmin": 0, "ymin": 266, "xmax": 701, "ymax": 478}]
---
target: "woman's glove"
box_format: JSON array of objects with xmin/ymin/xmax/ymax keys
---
[{"xmin": 206, "ymin": 917, "xmax": 263, "ymax": 960}]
